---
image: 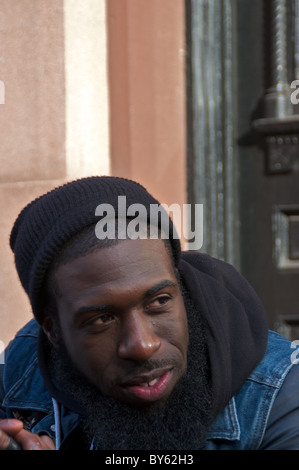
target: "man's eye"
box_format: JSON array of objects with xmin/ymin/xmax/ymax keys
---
[
  {"xmin": 147, "ymin": 295, "xmax": 171, "ymax": 310},
  {"xmin": 95, "ymin": 313, "xmax": 114, "ymax": 324},
  {"xmin": 84, "ymin": 313, "xmax": 114, "ymax": 327}
]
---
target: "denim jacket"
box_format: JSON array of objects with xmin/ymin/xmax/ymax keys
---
[
  {"xmin": 205, "ymin": 329, "xmax": 297, "ymax": 449},
  {"xmin": 0, "ymin": 320, "xmax": 296, "ymax": 450}
]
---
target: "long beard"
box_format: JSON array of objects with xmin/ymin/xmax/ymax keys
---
[{"xmin": 48, "ymin": 286, "xmax": 212, "ymax": 450}]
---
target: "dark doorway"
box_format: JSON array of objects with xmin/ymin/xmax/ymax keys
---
[{"xmin": 186, "ymin": 0, "xmax": 299, "ymax": 338}]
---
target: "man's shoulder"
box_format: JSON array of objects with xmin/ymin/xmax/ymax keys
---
[
  {"xmin": 1, "ymin": 319, "xmax": 53, "ymax": 415},
  {"xmin": 1, "ymin": 319, "xmax": 40, "ymax": 393},
  {"xmin": 5, "ymin": 318, "xmax": 40, "ymax": 361},
  {"xmin": 206, "ymin": 331, "xmax": 296, "ymax": 449},
  {"xmin": 13, "ymin": 318, "xmax": 40, "ymax": 338},
  {"xmin": 248, "ymin": 330, "xmax": 294, "ymax": 386}
]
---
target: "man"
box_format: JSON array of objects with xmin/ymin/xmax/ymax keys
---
[{"xmin": 1, "ymin": 176, "xmax": 299, "ymax": 450}]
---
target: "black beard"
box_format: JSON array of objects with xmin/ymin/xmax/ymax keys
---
[{"xmin": 48, "ymin": 284, "xmax": 213, "ymax": 450}]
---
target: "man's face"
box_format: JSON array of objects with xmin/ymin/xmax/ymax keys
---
[{"xmin": 48, "ymin": 238, "xmax": 189, "ymax": 409}]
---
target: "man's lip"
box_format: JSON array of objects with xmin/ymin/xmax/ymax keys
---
[
  {"xmin": 120, "ymin": 366, "xmax": 173, "ymax": 387},
  {"xmin": 119, "ymin": 369, "xmax": 173, "ymax": 404}
]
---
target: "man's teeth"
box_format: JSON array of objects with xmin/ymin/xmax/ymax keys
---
[{"xmin": 139, "ymin": 378, "xmax": 159, "ymax": 387}]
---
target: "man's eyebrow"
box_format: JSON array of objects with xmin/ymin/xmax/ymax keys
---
[
  {"xmin": 145, "ymin": 279, "xmax": 177, "ymax": 297},
  {"xmin": 74, "ymin": 280, "xmax": 177, "ymax": 319},
  {"xmin": 74, "ymin": 304, "xmax": 112, "ymax": 318}
]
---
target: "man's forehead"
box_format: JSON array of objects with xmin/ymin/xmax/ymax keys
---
[
  {"xmin": 54, "ymin": 237, "xmax": 175, "ymax": 287},
  {"xmin": 52, "ymin": 239, "xmax": 180, "ymax": 316}
]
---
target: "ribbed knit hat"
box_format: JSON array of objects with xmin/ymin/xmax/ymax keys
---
[{"xmin": 10, "ymin": 176, "xmax": 181, "ymax": 324}]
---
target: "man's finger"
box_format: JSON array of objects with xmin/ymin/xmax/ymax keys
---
[
  {"xmin": 0, "ymin": 428, "xmax": 11, "ymax": 449},
  {"xmin": 0, "ymin": 419, "xmax": 23, "ymax": 433},
  {"xmin": 4, "ymin": 437, "xmax": 22, "ymax": 450},
  {"xmin": 0, "ymin": 419, "xmax": 55, "ymax": 450},
  {"xmin": 40, "ymin": 434, "xmax": 56, "ymax": 449},
  {"xmin": 17, "ymin": 430, "xmax": 55, "ymax": 450},
  {"xmin": 0, "ymin": 420, "xmax": 24, "ymax": 450}
]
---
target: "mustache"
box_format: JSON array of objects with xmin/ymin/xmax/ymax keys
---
[{"xmin": 115, "ymin": 357, "xmax": 181, "ymax": 383}]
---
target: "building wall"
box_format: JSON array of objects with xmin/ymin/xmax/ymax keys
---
[
  {"xmin": 0, "ymin": 0, "xmax": 186, "ymax": 348},
  {"xmin": 106, "ymin": 0, "xmax": 186, "ymax": 208}
]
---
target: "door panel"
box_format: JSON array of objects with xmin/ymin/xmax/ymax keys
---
[
  {"xmin": 187, "ymin": 0, "xmax": 299, "ymax": 338},
  {"xmin": 238, "ymin": 0, "xmax": 299, "ymax": 338}
]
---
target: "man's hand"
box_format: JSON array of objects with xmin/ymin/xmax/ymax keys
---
[{"xmin": 0, "ymin": 419, "xmax": 55, "ymax": 450}]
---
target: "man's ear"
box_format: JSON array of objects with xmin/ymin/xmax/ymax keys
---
[{"xmin": 42, "ymin": 316, "xmax": 60, "ymax": 347}]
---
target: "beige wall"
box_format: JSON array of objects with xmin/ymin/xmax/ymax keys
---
[
  {"xmin": 0, "ymin": 0, "xmax": 110, "ymax": 348},
  {"xmin": 0, "ymin": 0, "xmax": 186, "ymax": 349},
  {"xmin": 64, "ymin": 0, "xmax": 110, "ymax": 178},
  {"xmin": 107, "ymin": 0, "xmax": 186, "ymax": 209},
  {"xmin": 0, "ymin": 0, "xmax": 66, "ymax": 349}
]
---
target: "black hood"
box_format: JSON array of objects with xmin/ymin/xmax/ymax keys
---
[{"xmin": 179, "ymin": 252, "xmax": 268, "ymax": 420}]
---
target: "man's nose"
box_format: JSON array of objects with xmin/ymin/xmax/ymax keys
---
[{"xmin": 117, "ymin": 311, "xmax": 161, "ymax": 362}]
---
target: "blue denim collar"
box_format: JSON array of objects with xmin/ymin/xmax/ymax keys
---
[
  {"xmin": 207, "ymin": 397, "xmax": 241, "ymax": 441},
  {"xmin": 2, "ymin": 319, "xmax": 53, "ymax": 413}
]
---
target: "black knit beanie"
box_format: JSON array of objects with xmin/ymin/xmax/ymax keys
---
[{"xmin": 10, "ymin": 176, "xmax": 181, "ymax": 324}]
